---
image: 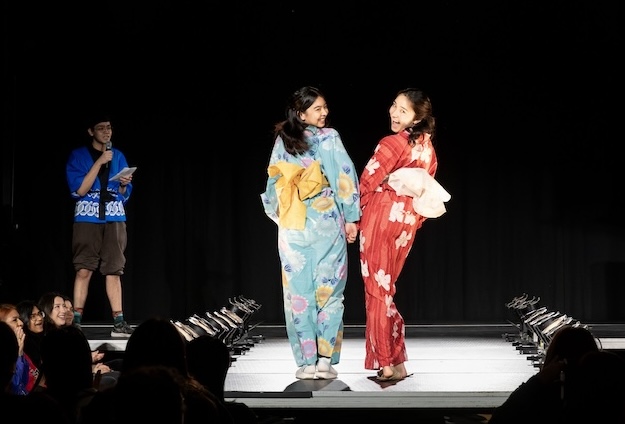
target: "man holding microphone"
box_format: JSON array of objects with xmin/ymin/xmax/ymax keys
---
[{"xmin": 65, "ymin": 113, "xmax": 134, "ymax": 337}]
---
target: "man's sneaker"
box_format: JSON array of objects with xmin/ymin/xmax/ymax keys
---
[{"xmin": 111, "ymin": 321, "xmax": 134, "ymax": 337}]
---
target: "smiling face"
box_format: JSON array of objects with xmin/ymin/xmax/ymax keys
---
[
  {"xmin": 388, "ymin": 93, "xmax": 418, "ymax": 133},
  {"xmin": 49, "ymin": 296, "xmax": 69, "ymax": 327},
  {"xmin": 2, "ymin": 308, "xmax": 23, "ymax": 333},
  {"xmin": 299, "ymin": 96, "xmax": 329, "ymax": 129},
  {"xmin": 28, "ymin": 305, "xmax": 45, "ymax": 334}
]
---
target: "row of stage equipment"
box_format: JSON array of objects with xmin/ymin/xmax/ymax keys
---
[
  {"xmin": 503, "ymin": 293, "xmax": 589, "ymax": 367},
  {"xmin": 172, "ymin": 295, "xmax": 264, "ymax": 357}
]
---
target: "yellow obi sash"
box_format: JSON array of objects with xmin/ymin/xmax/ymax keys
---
[{"xmin": 268, "ymin": 160, "xmax": 329, "ymax": 230}]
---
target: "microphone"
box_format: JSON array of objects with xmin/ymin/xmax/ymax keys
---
[{"xmin": 105, "ymin": 142, "xmax": 112, "ymax": 168}]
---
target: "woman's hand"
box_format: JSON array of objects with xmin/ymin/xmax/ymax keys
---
[
  {"xmin": 91, "ymin": 350, "xmax": 105, "ymax": 363},
  {"xmin": 92, "ymin": 362, "xmax": 111, "ymax": 374},
  {"xmin": 345, "ymin": 222, "xmax": 358, "ymax": 244},
  {"xmin": 14, "ymin": 326, "xmax": 25, "ymax": 356}
]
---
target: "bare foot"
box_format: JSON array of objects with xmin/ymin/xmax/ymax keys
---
[
  {"xmin": 394, "ymin": 362, "xmax": 408, "ymax": 379},
  {"xmin": 381, "ymin": 365, "xmax": 394, "ymax": 379}
]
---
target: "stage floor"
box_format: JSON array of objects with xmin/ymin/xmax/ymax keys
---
[{"xmin": 84, "ymin": 322, "xmax": 625, "ymax": 423}]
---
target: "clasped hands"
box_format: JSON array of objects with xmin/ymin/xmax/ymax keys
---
[{"xmin": 346, "ymin": 222, "xmax": 358, "ymax": 244}]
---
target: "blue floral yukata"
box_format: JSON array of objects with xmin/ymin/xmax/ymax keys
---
[{"xmin": 261, "ymin": 126, "xmax": 360, "ymax": 367}]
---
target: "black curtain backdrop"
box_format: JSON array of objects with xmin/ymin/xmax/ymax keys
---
[{"xmin": 2, "ymin": 2, "xmax": 624, "ymax": 325}]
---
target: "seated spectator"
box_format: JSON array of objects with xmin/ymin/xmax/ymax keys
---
[
  {"xmin": 40, "ymin": 325, "xmax": 98, "ymax": 424},
  {"xmin": 62, "ymin": 295, "xmax": 79, "ymax": 328},
  {"xmin": 16, "ymin": 299, "xmax": 46, "ymax": 391},
  {"xmin": 187, "ymin": 335, "xmax": 258, "ymax": 423},
  {"xmin": 0, "ymin": 320, "xmax": 19, "ymax": 394},
  {"xmin": 83, "ymin": 317, "xmax": 233, "ymax": 424},
  {"xmin": 0, "ymin": 321, "xmax": 70, "ymax": 423},
  {"xmin": 563, "ymin": 350, "xmax": 625, "ymax": 423},
  {"xmin": 38, "ymin": 292, "xmax": 71, "ymax": 333},
  {"xmin": 0, "ymin": 303, "xmax": 40, "ymax": 395},
  {"xmin": 488, "ymin": 324, "xmax": 600, "ymax": 424},
  {"xmin": 62, "ymin": 294, "xmax": 120, "ymax": 390},
  {"xmin": 112, "ymin": 365, "xmax": 187, "ymax": 424}
]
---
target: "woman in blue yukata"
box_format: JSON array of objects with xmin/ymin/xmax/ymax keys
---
[{"xmin": 261, "ymin": 86, "xmax": 360, "ymax": 380}]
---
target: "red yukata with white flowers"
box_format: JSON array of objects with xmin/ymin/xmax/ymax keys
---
[{"xmin": 358, "ymin": 130, "xmax": 438, "ymax": 370}]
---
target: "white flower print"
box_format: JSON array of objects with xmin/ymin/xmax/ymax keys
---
[
  {"xmin": 403, "ymin": 212, "xmax": 416, "ymax": 225},
  {"xmin": 411, "ymin": 147, "xmax": 420, "ymax": 161},
  {"xmin": 365, "ymin": 157, "xmax": 380, "ymax": 176},
  {"xmin": 421, "ymin": 146, "xmax": 433, "ymax": 163},
  {"xmin": 360, "ymin": 259, "xmax": 369, "ymax": 277},
  {"xmin": 284, "ymin": 247, "xmax": 306, "ymax": 273},
  {"xmin": 359, "ymin": 233, "xmax": 365, "ymax": 252},
  {"xmin": 317, "ymin": 259, "xmax": 336, "ymax": 283},
  {"xmin": 321, "ymin": 137, "xmax": 346, "ymax": 154},
  {"xmin": 389, "ymin": 201, "xmax": 406, "ymax": 223},
  {"xmin": 395, "ymin": 231, "xmax": 412, "ymax": 249},
  {"xmin": 385, "ymin": 294, "xmax": 395, "ymax": 318},
  {"xmin": 316, "ymin": 216, "xmax": 338, "ymax": 237},
  {"xmin": 411, "ymin": 143, "xmax": 432, "ymax": 163},
  {"xmin": 375, "ymin": 269, "xmax": 391, "ymax": 291}
]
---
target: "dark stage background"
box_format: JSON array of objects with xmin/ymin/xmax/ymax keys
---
[{"xmin": 2, "ymin": 2, "xmax": 624, "ymax": 325}]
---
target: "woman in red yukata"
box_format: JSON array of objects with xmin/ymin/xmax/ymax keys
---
[{"xmin": 359, "ymin": 88, "xmax": 450, "ymax": 381}]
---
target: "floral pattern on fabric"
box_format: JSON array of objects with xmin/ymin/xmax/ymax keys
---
[
  {"xmin": 261, "ymin": 126, "xmax": 360, "ymax": 366},
  {"xmin": 359, "ymin": 130, "xmax": 438, "ymax": 370}
]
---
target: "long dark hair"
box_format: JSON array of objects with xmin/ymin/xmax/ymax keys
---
[
  {"xmin": 16, "ymin": 300, "xmax": 39, "ymax": 331},
  {"xmin": 543, "ymin": 325, "xmax": 599, "ymax": 367},
  {"xmin": 37, "ymin": 291, "xmax": 66, "ymax": 333},
  {"xmin": 122, "ymin": 317, "xmax": 189, "ymax": 377},
  {"xmin": 40, "ymin": 325, "xmax": 94, "ymax": 392},
  {"xmin": 273, "ymin": 86, "xmax": 328, "ymax": 155},
  {"xmin": 397, "ymin": 88, "xmax": 436, "ymax": 147}
]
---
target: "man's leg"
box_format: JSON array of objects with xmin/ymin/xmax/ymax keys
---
[
  {"xmin": 105, "ymin": 274, "xmax": 123, "ymax": 313},
  {"xmin": 73, "ymin": 268, "xmax": 93, "ymax": 323},
  {"xmin": 107, "ymin": 274, "xmax": 133, "ymax": 337}
]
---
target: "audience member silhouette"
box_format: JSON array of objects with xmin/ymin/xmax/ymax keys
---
[
  {"xmin": 110, "ymin": 365, "xmax": 187, "ymax": 424},
  {"xmin": 82, "ymin": 317, "xmax": 233, "ymax": 424},
  {"xmin": 62, "ymin": 293, "xmax": 120, "ymax": 390},
  {"xmin": 36, "ymin": 291, "xmax": 117, "ymax": 390},
  {"xmin": 488, "ymin": 324, "xmax": 600, "ymax": 424},
  {"xmin": 187, "ymin": 334, "xmax": 259, "ymax": 423},
  {"xmin": 40, "ymin": 324, "xmax": 98, "ymax": 423},
  {"xmin": 0, "ymin": 321, "xmax": 70, "ymax": 423},
  {"xmin": 0, "ymin": 303, "xmax": 39, "ymax": 394},
  {"xmin": 0, "ymin": 321, "xmax": 19, "ymax": 393},
  {"xmin": 562, "ymin": 350, "xmax": 625, "ymax": 423},
  {"xmin": 62, "ymin": 294, "xmax": 79, "ymax": 328},
  {"xmin": 16, "ymin": 299, "xmax": 46, "ymax": 390},
  {"xmin": 16, "ymin": 300, "xmax": 45, "ymax": 362}
]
